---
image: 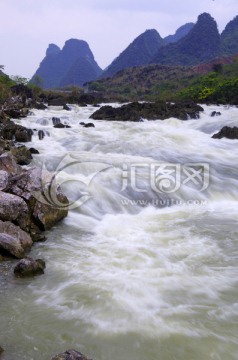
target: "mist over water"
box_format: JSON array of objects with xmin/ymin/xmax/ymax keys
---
[{"xmin": 0, "ymin": 104, "xmax": 238, "ymax": 360}]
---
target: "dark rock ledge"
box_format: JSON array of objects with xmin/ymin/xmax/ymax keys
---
[
  {"xmin": 90, "ymin": 100, "xmax": 204, "ymax": 121},
  {"xmin": 212, "ymin": 126, "xmax": 238, "ymax": 139}
]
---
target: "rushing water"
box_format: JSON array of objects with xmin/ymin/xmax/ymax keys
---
[{"xmin": 0, "ymin": 104, "xmax": 238, "ymax": 360}]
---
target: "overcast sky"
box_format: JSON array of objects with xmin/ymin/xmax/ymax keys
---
[{"xmin": 0, "ymin": 0, "xmax": 237, "ymax": 78}]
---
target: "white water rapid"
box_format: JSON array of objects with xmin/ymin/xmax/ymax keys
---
[{"xmin": 0, "ymin": 103, "xmax": 238, "ymax": 360}]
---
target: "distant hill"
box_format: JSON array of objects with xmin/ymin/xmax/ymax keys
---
[
  {"xmin": 152, "ymin": 13, "xmax": 221, "ymax": 66},
  {"xmin": 220, "ymin": 15, "xmax": 238, "ymax": 56},
  {"xmin": 30, "ymin": 39, "xmax": 102, "ymax": 89},
  {"xmin": 163, "ymin": 23, "xmax": 194, "ymax": 44},
  {"xmin": 101, "ymin": 29, "xmax": 163, "ymax": 78},
  {"xmin": 88, "ymin": 53, "xmax": 238, "ymax": 104}
]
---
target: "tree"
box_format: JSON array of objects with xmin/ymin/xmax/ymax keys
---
[
  {"xmin": 0, "ymin": 65, "xmax": 4, "ymax": 70},
  {"xmin": 10, "ymin": 75, "xmax": 29, "ymax": 85}
]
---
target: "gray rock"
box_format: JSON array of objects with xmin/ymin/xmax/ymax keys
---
[
  {"xmin": 0, "ymin": 153, "xmax": 21, "ymax": 175},
  {"xmin": 14, "ymin": 257, "xmax": 45, "ymax": 277},
  {"xmin": 0, "ymin": 220, "xmax": 32, "ymax": 258},
  {"xmin": 10, "ymin": 145, "xmax": 32, "ymax": 165},
  {"xmin": 0, "ymin": 191, "xmax": 29, "ymax": 231},
  {"xmin": 33, "ymin": 186, "xmax": 68, "ymax": 230},
  {"xmin": 9, "ymin": 167, "xmax": 68, "ymax": 231},
  {"xmin": 0, "ymin": 170, "xmax": 9, "ymax": 191},
  {"xmin": 51, "ymin": 349, "xmax": 92, "ymax": 360}
]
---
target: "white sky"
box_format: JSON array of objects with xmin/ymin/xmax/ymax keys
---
[{"xmin": 0, "ymin": 0, "xmax": 237, "ymax": 78}]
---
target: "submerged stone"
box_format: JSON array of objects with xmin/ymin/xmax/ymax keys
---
[
  {"xmin": 51, "ymin": 349, "xmax": 92, "ymax": 360},
  {"xmin": 14, "ymin": 257, "xmax": 45, "ymax": 277}
]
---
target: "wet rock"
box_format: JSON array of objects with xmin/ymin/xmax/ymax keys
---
[
  {"xmin": 14, "ymin": 257, "xmax": 45, "ymax": 277},
  {"xmin": 212, "ymin": 126, "xmax": 238, "ymax": 139},
  {"xmin": 29, "ymin": 147, "xmax": 40, "ymax": 154},
  {"xmin": 32, "ymin": 102, "xmax": 47, "ymax": 110},
  {"xmin": 54, "ymin": 123, "xmax": 71, "ymax": 129},
  {"xmin": 48, "ymin": 96, "xmax": 67, "ymax": 106},
  {"xmin": 78, "ymin": 93, "xmax": 96, "ymax": 104},
  {"xmin": 0, "ymin": 220, "xmax": 32, "ymax": 258},
  {"xmin": 90, "ymin": 101, "xmax": 203, "ymax": 121},
  {"xmin": 15, "ymin": 127, "xmax": 33, "ymax": 142},
  {"xmin": 0, "ymin": 121, "xmax": 32, "ymax": 142},
  {"xmin": 33, "ymin": 185, "xmax": 69, "ymax": 230},
  {"xmin": 0, "ymin": 191, "xmax": 29, "ymax": 230},
  {"xmin": 63, "ymin": 104, "xmax": 71, "ymax": 111},
  {"xmin": 210, "ymin": 111, "xmax": 221, "ymax": 117},
  {"xmin": 52, "ymin": 117, "xmax": 61, "ymax": 126},
  {"xmin": 51, "ymin": 349, "xmax": 92, "ymax": 360},
  {"xmin": 0, "ymin": 346, "xmax": 4, "ymax": 355},
  {"xmin": 9, "ymin": 167, "xmax": 68, "ymax": 230},
  {"xmin": 83, "ymin": 123, "xmax": 95, "ymax": 128},
  {"xmin": 4, "ymin": 108, "xmax": 21, "ymax": 119},
  {"xmin": 0, "ymin": 170, "xmax": 9, "ymax": 191},
  {"xmin": 38, "ymin": 130, "xmax": 45, "ymax": 140},
  {"xmin": 0, "ymin": 153, "xmax": 21, "ymax": 175},
  {"xmin": 10, "ymin": 146, "xmax": 32, "ymax": 165}
]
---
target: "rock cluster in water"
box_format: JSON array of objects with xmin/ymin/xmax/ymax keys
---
[
  {"xmin": 90, "ymin": 100, "xmax": 204, "ymax": 121},
  {"xmin": 212, "ymin": 126, "xmax": 238, "ymax": 139}
]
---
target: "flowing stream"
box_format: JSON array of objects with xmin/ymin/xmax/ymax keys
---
[{"xmin": 0, "ymin": 103, "xmax": 238, "ymax": 360}]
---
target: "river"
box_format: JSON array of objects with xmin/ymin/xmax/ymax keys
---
[{"xmin": 0, "ymin": 103, "xmax": 238, "ymax": 360}]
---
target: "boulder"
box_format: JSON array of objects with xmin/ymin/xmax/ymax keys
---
[
  {"xmin": 83, "ymin": 123, "xmax": 95, "ymax": 128},
  {"xmin": 3, "ymin": 108, "xmax": 21, "ymax": 119},
  {"xmin": 0, "ymin": 220, "xmax": 32, "ymax": 258},
  {"xmin": 0, "ymin": 170, "xmax": 9, "ymax": 191},
  {"xmin": 0, "ymin": 121, "xmax": 32, "ymax": 142},
  {"xmin": 10, "ymin": 145, "xmax": 32, "ymax": 165},
  {"xmin": 52, "ymin": 117, "xmax": 61, "ymax": 126},
  {"xmin": 63, "ymin": 104, "xmax": 71, "ymax": 111},
  {"xmin": 38, "ymin": 130, "xmax": 45, "ymax": 140},
  {"xmin": 15, "ymin": 127, "xmax": 33, "ymax": 142},
  {"xmin": 14, "ymin": 257, "xmax": 45, "ymax": 277},
  {"xmin": 51, "ymin": 350, "xmax": 92, "ymax": 360},
  {"xmin": 210, "ymin": 111, "xmax": 221, "ymax": 117},
  {"xmin": 212, "ymin": 126, "xmax": 238, "ymax": 139},
  {"xmin": 90, "ymin": 101, "xmax": 203, "ymax": 121},
  {"xmin": 9, "ymin": 167, "xmax": 68, "ymax": 230},
  {"xmin": 29, "ymin": 147, "xmax": 40, "ymax": 154},
  {"xmin": 0, "ymin": 153, "xmax": 21, "ymax": 175},
  {"xmin": 0, "ymin": 191, "xmax": 29, "ymax": 231},
  {"xmin": 33, "ymin": 186, "xmax": 69, "ymax": 230},
  {"xmin": 32, "ymin": 102, "xmax": 47, "ymax": 110},
  {"xmin": 54, "ymin": 123, "xmax": 71, "ymax": 129},
  {"xmin": 48, "ymin": 97, "xmax": 67, "ymax": 106}
]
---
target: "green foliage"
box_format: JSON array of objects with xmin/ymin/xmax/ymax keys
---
[
  {"xmin": 10, "ymin": 75, "xmax": 29, "ymax": 85},
  {"xmin": 176, "ymin": 64, "xmax": 238, "ymax": 103},
  {"xmin": 87, "ymin": 56, "xmax": 238, "ymax": 104},
  {"xmin": 0, "ymin": 72, "xmax": 15, "ymax": 103}
]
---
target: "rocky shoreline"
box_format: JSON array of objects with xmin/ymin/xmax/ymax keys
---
[{"xmin": 0, "ymin": 87, "xmax": 69, "ymax": 265}]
